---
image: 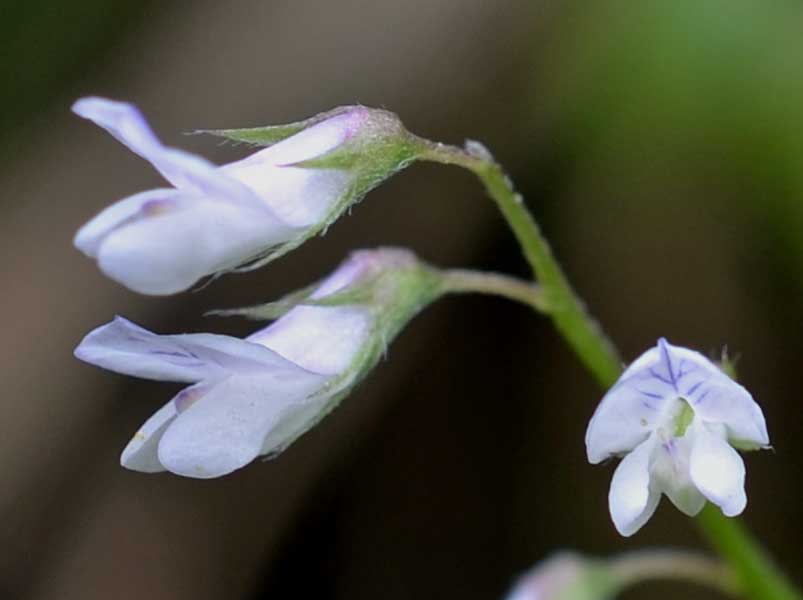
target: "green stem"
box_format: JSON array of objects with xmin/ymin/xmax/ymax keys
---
[
  {"xmin": 418, "ymin": 139, "xmax": 622, "ymax": 389},
  {"xmin": 417, "ymin": 137, "xmax": 801, "ymax": 600},
  {"xmin": 440, "ymin": 268, "xmax": 549, "ymax": 312},
  {"xmin": 609, "ymin": 549, "xmax": 740, "ymax": 596},
  {"xmin": 696, "ymin": 505, "xmax": 801, "ymax": 600}
]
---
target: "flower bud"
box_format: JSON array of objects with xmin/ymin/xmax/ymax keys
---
[
  {"xmin": 506, "ymin": 553, "xmax": 618, "ymax": 600},
  {"xmin": 73, "ymin": 98, "xmax": 419, "ymax": 295},
  {"xmin": 74, "ymin": 248, "xmax": 440, "ymax": 478}
]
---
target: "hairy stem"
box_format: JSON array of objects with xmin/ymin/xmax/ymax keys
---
[
  {"xmin": 440, "ymin": 269, "xmax": 548, "ymax": 312},
  {"xmin": 610, "ymin": 549, "xmax": 739, "ymax": 596},
  {"xmin": 696, "ymin": 505, "xmax": 801, "ymax": 600},
  {"xmin": 418, "ymin": 139, "xmax": 622, "ymax": 388},
  {"xmin": 417, "ymin": 137, "xmax": 801, "ymax": 600}
]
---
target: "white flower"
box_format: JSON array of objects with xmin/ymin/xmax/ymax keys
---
[
  {"xmin": 74, "ymin": 248, "xmax": 438, "ymax": 478},
  {"xmin": 72, "ymin": 97, "xmax": 403, "ymax": 295},
  {"xmin": 585, "ymin": 338, "xmax": 769, "ymax": 536},
  {"xmin": 505, "ymin": 553, "xmax": 615, "ymax": 600}
]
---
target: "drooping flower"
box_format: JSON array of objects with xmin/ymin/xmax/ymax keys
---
[
  {"xmin": 505, "ymin": 553, "xmax": 617, "ymax": 600},
  {"xmin": 74, "ymin": 248, "xmax": 440, "ymax": 478},
  {"xmin": 73, "ymin": 97, "xmax": 417, "ymax": 295},
  {"xmin": 585, "ymin": 338, "xmax": 769, "ymax": 536}
]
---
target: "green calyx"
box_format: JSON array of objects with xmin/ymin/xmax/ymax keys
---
[
  {"xmin": 210, "ymin": 247, "xmax": 442, "ymax": 326},
  {"xmin": 198, "ymin": 106, "xmax": 356, "ymax": 146},
  {"xmin": 200, "ymin": 104, "xmax": 420, "ymax": 174},
  {"xmin": 513, "ymin": 553, "xmax": 620, "ymax": 600},
  {"xmin": 559, "ymin": 565, "xmax": 620, "ymax": 600}
]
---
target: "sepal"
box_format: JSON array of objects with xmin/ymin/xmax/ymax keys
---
[{"xmin": 199, "ymin": 106, "xmax": 363, "ymax": 146}]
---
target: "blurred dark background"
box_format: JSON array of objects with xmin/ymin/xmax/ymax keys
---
[{"xmin": 1, "ymin": 1, "xmax": 801, "ymax": 598}]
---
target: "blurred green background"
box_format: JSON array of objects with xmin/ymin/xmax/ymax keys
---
[{"xmin": 0, "ymin": 1, "xmax": 801, "ymax": 598}]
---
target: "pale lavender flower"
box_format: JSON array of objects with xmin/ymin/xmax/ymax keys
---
[
  {"xmin": 74, "ymin": 248, "xmax": 439, "ymax": 478},
  {"xmin": 73, "ymin": 97, "xmax": 410, "ymax": 295},
  {"xmin": 586, "ymin": 339, "xmax": 769, "ymax": 536},
  {"xmin": 506, "ymin": 553, "xmax": 615, "ymax": 600}
]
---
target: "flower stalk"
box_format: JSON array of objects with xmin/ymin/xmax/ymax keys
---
[
  {"xmin": 417, "ymin": 137, "xmax": 801, "ymax": 600},
  {"xmin": 417, "ymin": 139, "xmax": 622, "ymax": 388},
  {"xmin": 440, "ymin": 269, "xmax": 548, "ymax": 313},
  {"xmin": 696, "ymin": 505, "xmax": 801, "ymax": 600},
  {"xmin": 609, "ymin": 549, "xmax": 739, "ymax": 596},
  {"xmin": 507, "ymin": 549, "xmax": 739, "ymax": 599}
]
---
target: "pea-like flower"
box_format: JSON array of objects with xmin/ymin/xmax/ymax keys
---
[
  {"xmin": 73, "ymin": 97, "xmax": 416, "ymax": 295},
  {"xmin": 505, "ymin": 553, "xmax": 616, "ymax": 600},
  {"xmin": 74, "ymin": 248, "xmax": 440, "ymax": 478},
  {"xmin": 586, "ymin": 338, "xmax": 769, "ymax": 536}
]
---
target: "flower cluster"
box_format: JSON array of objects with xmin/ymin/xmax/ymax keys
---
[
  {"xmin": 72, "ymin": 97, "xmax": 772, "ymax": 553},
  {"xmin": 73, "ymin": 97, "xmax": 435, "ymax": 477}
]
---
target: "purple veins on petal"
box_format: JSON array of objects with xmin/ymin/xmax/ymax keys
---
[
  {"xmin": 695, "ymin": 388, "xmax": 711, "ymax": 405},
  {"xmin": 685, "ymin": 380, "xmax": 704, "ymax": 396},
  {"xmin": 656, "ymin": 338, "xmax": 678, "ymax": 387},
  {"xmin": 649, "ymin": 367, "xmax": 675, "ymax": 387},
  {"xmin": 676, "ymin": 358, "xmax": 697, "ymax": 381},
  {"xmin": 586, "ymin": 337, "xmax": 769, "ymax": 535},
  {"xmin": 149, "ymin": 350, "xmax": 194, "ymax": 359}
]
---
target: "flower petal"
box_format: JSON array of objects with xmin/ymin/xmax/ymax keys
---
[
  {"xmin": 650, "ymin": 433, "xmax": 706, "ymax": 516},
  {"xmin": 608, "ymin": 435, "xmax": 660, "ymax": 536},
  {"xmin": 246, "ymin": 251, "xmax": 376, "ymax": 375},
  {"xmin": 72, "ymin": 97, "xmax": 270, "ymax": 212},
  {"xmin": 689, "ymin": 422, "xmax": 747, "ymax": 516},
  {"xmin": 258, "ymin": 393, "xmax": 338, "ymax": 457},
  {"xmin": 686, "ymin": 374, "xmax": 769, "ymax": 449},
  {"xmin": 265, "ymin": 110, "xmax": 361, "ymax": 165},
  {"xmin": 585, "ymin": 371, "xmax": 673, "ymax": 463},
  {"xmin": 157, "ymin": 371, "xmax": 328, "ymax": 478},
  {"xmin": 250, "ymin": 306, "xmax": 371, "ymax": 375},
  {"xmin": 619, "ymin": 346, "xmax": 660, "ymax": 379},
  {"xmin": 648, "ymin": 339, "xmax": 768, "ymax": 448},
  {"xmin": 120, "ymin": 397, "xmax": 179, "ymax": 473},
  {"xmin": 221, "ymin": 112, "xmax": 359, "ymax": 226},
  {"xmin": 74, "ymin": 188, "xmax": 181, "ymax": 257},
  {"xmin": 93, "ymin": 194, "xmax": 297, "ymax": 294},
  {"xmin": 586, "ymin": 338, "xmax": 721, "ymax": 463},
  {"xmin": 224, "ymin": 162, "xmax": 351, "ymax": 227},
  {"xmin": 75, "ymin": 316, "xmax": 315, "ymax": 382}
]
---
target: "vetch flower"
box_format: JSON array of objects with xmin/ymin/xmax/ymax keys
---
[
  {"xmin": 586, "ymin": 338, "xmax": 769, "ymax": 536},
  {"xmin": 73, "ymin": 97, "xmax": 417, "ymax": 295},
  {"xmin": 505, "ymin": 553, "xmax": 617, "ymax": 600},
  {"xmin": 74, "ymin": 248, "xmax": 440, "ymax": 478}
]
